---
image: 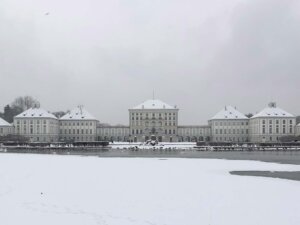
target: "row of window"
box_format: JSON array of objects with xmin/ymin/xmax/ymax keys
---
[
  {"xmin": 16, "ymin": 120, "xmax": 51, "ymax": 125},
  {"xmin": 131, "ymin": 129, "xmax": 176, "ymax": 135},
  {"xmin": 262, "ymin": 125, "xmax": 293, "ymax": 134},
  {"xmin": 262, "ymin": 119, "xmax": 293, "ymax": 125},
  {"xmin": 60, "ymin": 136, "xmax": 95, "ymax": 141},
  {"xmin": 0, "ymin": 127, "xmax": 13, "ymax": 134},
  {"xmin": 60, "ymin": 129, "xmax": 94, "ymax": 135},
  {"xmin": 214, "ymin": 121, "xmax": 248, "ymax": 126},
  {"xmin": 215, "ymin": 129, "xmax": 248, "ymax": 135},
  {"xmin": 215, "ymin": 137, "xmax": 248, "ymax": 142},
  {"xmin": 131, "ymin": 112, "xmax": 176, "ymax": 117},
  {"xmin": 132, "ymin": 121, "xmax": 177, "ymax": 126},
  {"xmin": 60, "ymin": 122, "xmax": 94, "ymax": 126}
]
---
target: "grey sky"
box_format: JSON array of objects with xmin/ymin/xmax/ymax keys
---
[{"xmin": 0, "ymin": 0, "xmax": 299, "ymax": 125}]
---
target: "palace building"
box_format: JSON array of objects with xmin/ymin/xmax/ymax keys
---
[
  {"xmin": 14, "ymin": 108, "xmax": 59, "ymax": 142},
  {"xmin": 59, "ymin": 106, "xmax": 98, "ymax": 142},
  {"xmin": 129, "ymin": 99, "xmax": 179, "ymax": 142},
  {"xmin": 97, "ymin": 124, "xmax": 130, "ymax": 142},
  {"xmin": 209, "ymin": 106, "xmax": 249, "ymax": 142},
  {"xmin": 0, "ymin": 117, "xmax": 13, "ymax": 136},
  {"xmin": 249, "ymin": 102, "xmax": 296, "ymax": 143},
  {"xmin": 1, "ymin": 99, "xmax": 298, "ymax": 143}
]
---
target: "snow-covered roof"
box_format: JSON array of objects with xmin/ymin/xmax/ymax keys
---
[
  {"xmin": 0, "ymin": 117, "xmax": 12, "ymax": 126},
  {"xmin": 132, "ymin": 99, "xmax": 177, "ymax": 110},
  {"xmin": 15, "ymin": 108, "xmax": 57, "ymax": 119},
  {"xmin": 252, "ymin": 103, "xmax": 294, "ymax": 118},
  {"xmin": 60, "ymin": 106, "xmax": 96, "ymax": 120},
  {"xmin": 211, "ymin": 106, "xmax": 248, "ymax": 120}
]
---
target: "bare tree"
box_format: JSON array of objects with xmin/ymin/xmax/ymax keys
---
[{"xmin": 11, "ymin": 96, "xmax": 40, "ymax": 111}]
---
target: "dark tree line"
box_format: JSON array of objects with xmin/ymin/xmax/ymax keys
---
[
  {"xmin": 0, "ymin": 96, "xmax": 40, "ymax": 123},
  {"xmin": 0, "ymin": 96, "xmax": 69, "ymax": 123}
]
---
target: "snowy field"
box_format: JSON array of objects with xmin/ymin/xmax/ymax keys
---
[{"xmin": 1, "ymin": 154, "xmax": 300, "ymax": 225}]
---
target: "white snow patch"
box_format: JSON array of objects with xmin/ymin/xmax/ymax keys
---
[{"xmin": 0, "ymin": 154, "xmax": 300, "ymax": 225}]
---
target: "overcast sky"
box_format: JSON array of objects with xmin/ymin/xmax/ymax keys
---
[{"xmin": 1, "ymin": 0, "xmax": 300, "ymax": 125}]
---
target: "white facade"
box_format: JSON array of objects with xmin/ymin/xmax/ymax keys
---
[
  {"xmin": 296, "ymin": 124, "xmax": 300, "ymax": 136},
  {"xmin": 97, "ymin": 125, "xmax": 130, "ymax": 142},
  {"xmin": 0, "ymin": 117, "xmax": 13, "ymax": 136},
  {"xmin": 177, "ymin": 125, "xmax": 211, "ymax": 142},
  {"xmin": 209, "ymin": 106, "xmax": 249, "ymax": 142},
  {"xmin": 14, "ymin": 108, "xmax": 59, "ymax": 142},
  {"xmin": 249, "ymin": 103, "xmax": 296, "ymax": 143},
  {"xmin": 59, "ymin": 106, "xmax": 98, "ymax": 142},
  {"xmin": 129, "ymin": 99, "xmax": 179, "ymax": 142}
]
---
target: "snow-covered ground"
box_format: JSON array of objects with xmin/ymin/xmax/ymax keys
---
[{"xmin": 1, "ymin": 154, "xmax": 300, "ymax": 225}]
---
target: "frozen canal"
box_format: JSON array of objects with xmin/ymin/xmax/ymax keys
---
[{"xmin": 1, "ymin": 154, "xmax": 300, "ymax": 225}]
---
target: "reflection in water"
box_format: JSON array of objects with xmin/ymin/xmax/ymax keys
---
[
  {"xmin": 230, "ymin": 171, "xmax": 300, "ymax": 181},
  {"xmin": 2, "ymin": 148, "xmax": 300, "ymax": 165}
]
